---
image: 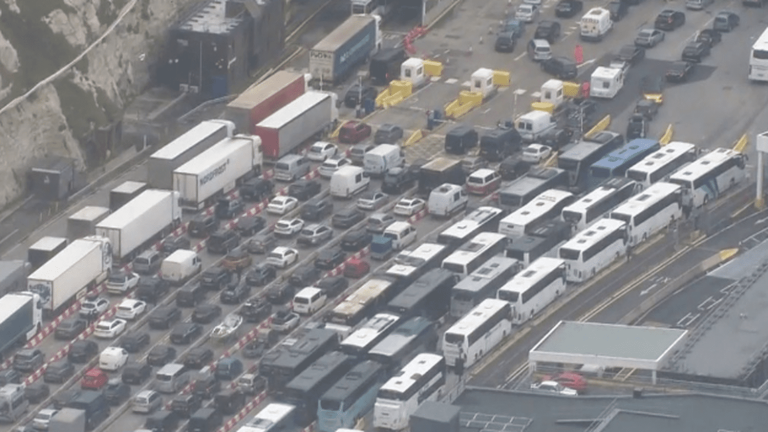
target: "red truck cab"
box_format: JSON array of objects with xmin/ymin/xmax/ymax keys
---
[
  {"xmin": 339, "ymin": 121, "xmax": 372, "ymax": 144},
  {"xmin": 81, "ymin": 368, "xmax": 108, "ymax": 390}
]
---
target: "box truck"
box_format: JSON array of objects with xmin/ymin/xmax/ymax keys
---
[
  {"xmin": 96, "ymin": 190, "xmax": 182, "ymax": 261},
  {"xmin": 0, "ymin": 260, "xmax": 30, "ymax": 296},
  {"xmin": 109, "ymin": 181, "xmax": 148, "ymax": 212},
  {"xmin": 0, "ymin": 293, "xmax": 42, "ymax": 361},
  {"xmin": 27, "ymin": 237, "xmax": 111, "ymax": 317},
  {"xmin": 309, "ymin": 14, "xmax": 382, "ymax": 84},
  {"xmin": 254, "ymin": 92, "xmax": 339, "ymax": 160},
  {"xmin": 147, "ymin": 120, "xmax": 236, "ymax": 190},
  {"xmin": 225, "ymin": 71, "xmax": 310, "ymax": 134},
  {"xmin": 67, "ymin": 206, "xmax": 111, "ymax": 240},
  {"xmin": 173, "ymin": 134, "xmax": 263, "ymax": 210},
  {"xmin": 49, "ymin": 408, "xmax": 86, "ymax": 432},
  {"xmin": 27, "ymin": 236, "xmax": 68, "ymax": 271}
]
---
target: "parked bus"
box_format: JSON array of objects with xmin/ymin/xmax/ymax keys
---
[
  {"xmin": 437, "ymin": 206, "xmax": 505, "ymax": 246},
  {"xmin": 450, "ymin": 256, "xmax": 520, "ymax": 319},
  {"xmin": 499, "ymin": 189, "xmax": 575, "ymax": 237},
  {"xmin": 558, "ymin": 218, "xmax": 628, "ymax": 283},
  {"xmin": 561, "ymin": 177, "xmax": 640, "ymax": 232},
  {"xmin": 749, "ymin": 26, "xmax": 768, "ymax": 81},
  {"xmin": 442, "ymin": 298, "xmax": 512, "ymax": 369},
  {"xmin": 625, "ymin": 141, "xmax": 697, "ymax": 189},
  {"xmin": 243, "ymin": 403, "xmax": 296, "ymax": 432},
  {"xmin": 497, "ymin": 257, "xmax": 566, "ymax": 324},
  {"xmin": 373, "ymin": 354, "xmax": 446, "ymax": 431},
  {"xmin": 505, "ymin": 220, "xmax": 571, "ymax": 267},
  {"xmin": 609, "ymin": 182, "xmax": 683, "ymax": 247},
  {"xmin": 558, "ymin": 131, "xmax": 624, "ymax": 191},
  {"xmin": 498, "ymin": 168, "xmax": 569, "ymax": 209},
  {"xmin": 387, "ymin": 268, "xmax": 460, "ymax": 320},
  {"xmin": 325, "ymin": 278, "xmax": 398, "ymax": 333},
  {"xmin": 587, "ymin": 138, "xmax": 661, "ymax": 189},
  {"xmin": 442, "ymin": 232, "xmax": 508, "ymax": 275},
  {"xmin": 367, "ymin": 316, "xmax": 438, "ymax": 372},
  {"xmin": 385, "ymin": 243, "xmax": 450, "ymax": 284},
  {"xmin": 260, "ymin": 329, "xmax": 340, "ymax": 391},
  {"xmin": 317, "ymin": 361, "xmax": 387, "ymax": 432},
  {"xmin": 283, "ymin": 351, "xmax": 355, "ymax": 426},
  {"xmin": 340, "ymin": 313, "xmax": 401, "ymax": 359},
  {"xmin": 668, "ymin": 148, "xmax": 747, "ymax": 208}
]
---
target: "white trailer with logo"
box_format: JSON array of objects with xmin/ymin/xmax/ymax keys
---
[
  {"xmin": 26, "ymin": 236, "xmax": 112, "ymax": 317},
  {"xmin": 173, "ymin": 135, "xmax": 263, "ymax": 210},
  {"xmin": 95, "ymin": 190, "xmax": 182, "ymax": 261}
]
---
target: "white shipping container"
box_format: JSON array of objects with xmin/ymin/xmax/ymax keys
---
[
  {"xmin": 67, "ymin": 206, "xmax": 111, "ymax": 240},
  {"xmin": 27, "ymin": 237, "xmax": 112, "ymax": 314},
  {"xmin": 173, "ymin": 134, "xmax": 262, "ymax": 209},
  {"xmin": 95, "ymin": 190, "xmax": 182, "ymax": 260}
]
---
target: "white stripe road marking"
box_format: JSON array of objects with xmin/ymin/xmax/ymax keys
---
[
  {"xmin": 514, "ymin": 52, "xmax": 527, "ymax": 61},
  {"xmin": 513, "ymin": 88, "xmax": 527, "ymax": 96},
  {"xmin": 445, "ymin": 78, "xmax": 459, "ymax": 84}
]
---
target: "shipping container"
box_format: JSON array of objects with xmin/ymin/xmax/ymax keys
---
[
  {"xmin": 27, "ymin": 236, "xmax": 68, "ymax": 271},
  {"xmin": 309, "ymin": 15, "xmax": 381, "ymax": 84},
  {"xmin": 67, "ymin": 206, "xmax": 111, "ymax": 241},
  {"xmin": 225, "ymin": 71, "xmax": 309, "ymax": 134},
  {"xmin": 147, "ymin": 120, "xmax": 235, "ymax": 190},
  {"xmin": 109, "ymin": 181, "xmax": 148, "ymax": 212},
  {"xmin": 0, "ymin": 293, "xmax": 42, "ymax": 360}
]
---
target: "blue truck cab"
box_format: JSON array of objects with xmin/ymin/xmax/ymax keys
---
[{"xmin": 370, "ymin": 236, "xmax": 393, "ymax": 261}]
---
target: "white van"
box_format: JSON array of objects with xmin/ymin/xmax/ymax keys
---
[
  {"xmin": 99, "ymin": 347, "xmax": 129, "ymax": 371},
  {"xmin": 580, "ymin": 8, "xmax": 612, "ymax": 42},
  {"xmin": 330, "ymin": 166, "xmax": 370, "ymax": 198},
  {"xmin": 515, "ymin": 111, "xmax": 556, "ymax": 142},
  {"xmin": 363, "ymin": 144, "xmax": 405, "ymax": 177},
  {"xmin": 292, "ymin": 287, "xmax": 327, "ymax": 315},
  {"xmin": 155, "ymin": 363, "xmax": 190, "ymax": 394},
  {"xmin": 160, "ymin": 249, "xmax": 202, "ymax": 285},
  {"xmin": 428, "ymin": 183, "xmax": 468, "ymax": 217},
  {"xmin": 383, "ymin": 221, "xmax": 418, "ymax": 250},
  {"xmin": 590, "ymin": 66, "xmax": 624, "ymax": 99}
]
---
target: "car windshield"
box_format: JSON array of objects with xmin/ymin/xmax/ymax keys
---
[
  {"xmin": 310, "ymin": 147, "xmax": 322, "ymax": 153},
  {"xmin": 108, "ymin": 274, "xmax": 125, "ymax": 283},
  {"xmin": 268, "ymin": 253, "xmax": 281, "ymax": 260},
  {"xmin": 639, "ymin": 30, "xmax": 653, "ymax": 37},
  {"xmin": 118, "ymin": 305, "xmax": 132, "ymax": 312},
  {"xmin": 300, "ymin": 229, "xmax": 314, "ymax": 236},
  {"xmin": 82, "ymin": 303, "xmax": 95, "ymax": 310},
  {"xmin": 96, "ymin": 323, "xmax": 111, "ymax": 331},
  {"xmin": 275, "ymin": 163, "xmax": 289, "ymax": 170},
  {"xmin": 276, "ymin": 222, "xmax": 289, "ymax": 229},
  {"xmin": 468, "ymin": 176, "xmax": 483, "ymax": 184}
]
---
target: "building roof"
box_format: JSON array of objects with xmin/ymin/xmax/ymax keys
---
[
  {"xmin": 177, "ymin": 0, "xmax": 243, "ymax": 35},
  {"xmin": 530, "ymin": 321, "xmax": 687, "ymax": 370}
]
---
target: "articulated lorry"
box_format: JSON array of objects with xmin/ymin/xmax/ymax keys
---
[
  {"xmin": 67, "ymin": 206, "xmax": 111, "ymax": 240},
  {"xmin": 173, "ymin": 134, "xmax": 263, "ymax": 210},
  {"xmin": 309, "ymin": 14, "xmax": 382, "ymax": 85},
  {"xmin": 109, "ymin": 181, "xmax": 148, "ymax": 212},
  {"xmin": 254, "ymin": 92, "xmax": 339, "ymax": 160},
  {"xmin": 147, "ymin": 120, "xmax": 235, "ymax": 190},
  {"xmin": 27, "ymin": 236, "xmax": 68, "ymax": 271},
  {"xmin": 0, "ymin": 293, "xmax": 42, "ymax": 362},
  {"xmin": 0, "ymin": 260, "xmax": 30, "ymax": 296},
  {"xmin": 225, "ymin": 71, "xmax": 310, "ymax": 135},
  {"xmin": 96, "ymin": 190, "xmax": 182, "ymax": 261},
  {"xmin": 49, "ymin": 408, "xmax": 86, "ymax": 432},
  {"xmin": 27, "ymin": 236, "xmax": 111, "ymax": 317}
]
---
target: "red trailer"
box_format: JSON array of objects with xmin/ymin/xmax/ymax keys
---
[{"xmin": 224, "ymin": 71, "xmax": 308, "ymax": 134}]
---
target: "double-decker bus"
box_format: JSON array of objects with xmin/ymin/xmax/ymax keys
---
[
  {"xmin": 497, "ymin": 257, "xmax": 566, "ymax": 324},
  {"xmin": 749, "ymin": 26, "xmax": 768, "ymax": 81},
  {"xmin": 561, "ymin": 177, "xmax": 640, "ymax": 232},
  {"xmin": 587, "ymin": 138, "xmax": 661, "ymax": 190},
  {"xmin": 558, "ymin": 218, "xmax": 628, "ymax": 283},
  {"xmin": 367, "ymin": 316, "xmax": 438, "ymax": 372},
  {"xmin": 373, "ymin": 354, "xmax": 446, "ymax": 431},
  {"xmin": 283, "ymin": 351, "xmax": 355, "ymax": 426},
  {"xmin": 437, "ymin": 206, "xmax": 505, "ymax": 246},
  {"xmin": 442, "ymin": 232, "xmax": 508, "ymax": 275},
  {"xmin": 387, "ymin": 268, "xmax": 460, "ymax": 320},
  {"xmin": 498, "ymin": 168, "xmax": 569, "ymax": 209},
  {"xmin": 442, "ymin": 298, "xmax": 512, "ymax": 369},
  {"xmin": 317, "ymin": 361, "xmax": 387, "ymax": 432},
  {"xmin": 609, "ymin": 182, "xmax": 683, "ymax": 247},
  {"xmin": 625, "ymin": 141, "xmax": 697, "ymax": 189},
  {"xmin": 385, "ymin": 243, "xmax": 450, "ymax": 284},
  {"xmin": 260, "ymin": 329, "xmax": 339, "ymax": 391},
  {"xmin": 241, "ymin": 403, "xmax": 296, "ymax": 432},
  {"xmin": 558, "ymin": 131, "xmax": 624, "ymax": 191},
  {"xmin": 668, "ymin": 148, "xmax": 747, "ymax": 208},
  {"xmin": 505, "ymin": 220, "xmax": 571, "ymax": 267},
  {"xmin": 339, "ymin": 313, "xmax": 401, "ymax": 359},
  {"xmin": 325, "ymin": 278, "xmax": 398, "ymax": 334},
  {"xmin": 499, "ymin": 189, "xmax": 575, "ymax": 237},
  {"xmin": 450, "ymin": 256, "xmax": 520, "ymax": 319}
]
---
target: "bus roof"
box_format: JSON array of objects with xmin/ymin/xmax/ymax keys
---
[
  {"xmin": 504, "ymin": 189, "xmax": 573, "ymax": 226},
  {"xmin": 446, "ymin": 299, "xmax": 510, "ymax": 336},
  {"xmin": 559, "ymin": 141, "xmax": 604, "ymax": 162},
  {"xmin": 591, "ymin": 139, "xmax": 660, "ymax": 169},
  {"xmin": 562, "ymin": 177, "xmax": 636, "ymax": 213},
  {"xmin": 626, "ymin": 142, "xmax": 696, "ymax": 175},
  {"xmin": 378, "ymin": 354, "xmax": 443, "ymax": 394},
  {"xmin": 285, "ymin": 351, "xmax": 351, "ymax": 393},
  {"xmin": 670, "ymin": 148, "xmax": 740, "ymax": 182},
  {"xmin": 453, "ymin": 257, "xmax": 519, "ymax": 293},
  {"xmin": 610, "ymin": 182, "xmax": 681, "ymax": 217},
  {"xmin": 388, "ymin": 268, "xmax": 456, "ymax": 311},
  {"xmin": 499, "ymin": 257, "xmax": 565, "ymax": 293},
  {"xmin": 249, "ymin": 403, "xmax": 296, "ymax": 429},
  {"xmin": 341, "ymin": 313, "xmax": 400, "ymax": 350},
  {"xmin": 260, "ymin": 329, "xmax": 337, "ymax": 370},
  {"xmin": 332, "ymin": 278, "xmax": 394, "ymax": 316},
  {"xmin": 753, "ymin": 27, "xmax": 768, "ymax": 52},
  {"xmin": 561, "ymin": 218, "xmax": 626, "ymax": 251},
  {"xmin": 320, "ymin": 361, "xmax": 383, "ymax": 403},
  {"xmin": 368, "ymin": 316, "xmax": 433, "ymax": 358}
]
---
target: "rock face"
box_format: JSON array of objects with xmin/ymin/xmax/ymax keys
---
[{"xmin": 0, "ymin": 0, "xmax": 205, "ymax": 207}]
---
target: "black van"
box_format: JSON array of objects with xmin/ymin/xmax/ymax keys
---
[
  {"xmin": 188, "ymin": 408, "xmax": 223, "ymax": 432},
  {"xmin": 171, "ymin": 394, "xmax": 202, "ymax": 418},
  {"xmin": 66, "ymin": 391, "xmax": 111, "ymax": 430},
  {"xmin": 145, "ymin": 410, "xmax": 180, "ymax": 432},
  {"xmin": 480, "ymin": 126, "xmax": 523, "ymax": 161},
  {"xmin": 369, "ymin": 48, "xmax": 407, "ymax": 85},
  {"xmin": 206, "ymin": 229, "xmax": 240, "ymax": 254},
  {"xmin": 176, "ymin": 284, "xmax": 206, "ymax": 308},
  {"xmin": 445, "ymin": 125, "xmax": 479, "ymax": 155},
  {"xmin": 213, "ymin": 389, "xmax": 245, "ymax": 415},
  {"xmin": 499, "ymin": 156, "xmax": 531, "ymax": 181}
]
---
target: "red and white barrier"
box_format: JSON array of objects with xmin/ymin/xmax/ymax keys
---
[
  {"xmin": 407, "ymin": 207, "xmax": 429, "ymax": 224},
  {"xmin": 217, "ymin": 390, "xmax": 268, "ymax": 432},
  {"xmin": 302, "ymin": 423, "xmax": 316, "ymax": 432}
]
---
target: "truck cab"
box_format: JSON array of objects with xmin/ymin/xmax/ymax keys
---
[
  {"xmin": 515, "ymin": 111, "xmax": 557, "ymax": 143},
  {"xmin": 590, "ymin": 66, "xmax": 624, "ymax": 99}
]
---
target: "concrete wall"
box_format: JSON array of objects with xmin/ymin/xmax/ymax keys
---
[{"xmin": 424, "ymin": 0, "xmax": 459, "ymax": 27}]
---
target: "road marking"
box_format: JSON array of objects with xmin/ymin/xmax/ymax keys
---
[
  {"xmin": 577, "ymin": 58, "xmax": 596, "ymax": 68},
  {"xmin": 461, "ymin": 80, "xmax": 472, "ymax": 87},
  {"xmin": 640, "ymin": 283, "xmax": 658, "ymax": 296},
  {"xmin": 755, "ymin": 217, "xmax": 768, "ymax": 225},
  {"xmin": 430, "ymin": 76, "xmax": 441, "ymax": 82},
  {"xmin": 513, "ymin": 88, "xmax": 527, "ymax": 95},
  {"xmin": 445, "ymin": 78, "xmax": 459, "ymax": 84},
  {"xmin": 514, "ymin": 52, "xmax": 527, "ymax": 61},
  {"xmin": 531, "ymin": 91, "xmax": 542, "ymax": 98}
]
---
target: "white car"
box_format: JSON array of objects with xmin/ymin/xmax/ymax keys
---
[
  {"xmin": 106, "ymin": 270, "xmax": 139, "ymax": 294},
  {"xmin": 319, "ymin": 157, "xmax": 352, "ymax": 178},
  {"xmin": 274, "ymin": 218, "xmax": 304, "ymax": 236},
  {"xmin": 93, "ymin": 318, "xmax": 127, "ymax": 339},
  {"xmin": 530, "ymin": 380, "xmax": 578, "ymax": 396},
  {"xmin": 99, "ymin": 346, "xmax": 129, "ymax": 371},
  {"xmin": 307, "ymin": 141, "xmax": 338, "ymax": 162},
  {"xmin": 394, "ymin": 197, "xmax": 426, "ymax": 216},
  {"xmin": 33, "ymin": 408, "xmax": 58, "ymax": 431},
  {"xmin": 115, "ymin": 299, "xmax": 147, "ymax": 320},
  {"xmin": 515, "ymin": 4, "xmax": 539, "ymax": 22},
  {"xmin": 267, "ymin": 196, "xmax": 299, "ymax": 215},
  {"xmin": 357, "ymin": 190, "xmax": 389, "ymax": 211},
  {"xmin": 522, "ymin": 144, "xmax": 552, "ymax": 164},
  {"xmin": 80, "ymin": 297, "xmax": 110, "ymax": 319},
  {"xmin": 266, "ymin": 247, "xmax": 299, "ymax": 268}
]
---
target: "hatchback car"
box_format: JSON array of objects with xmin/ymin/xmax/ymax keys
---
[
  {"xmin": 713, "ymin": 11, "xmax": 739, "ymax": 32},
  {"xmin": 183, "ymin": 348, "xmax": 214, "ymax": 370},
  {"xmin": 103, "ymin": 379, "xmax": 132, "ymax": 405},
  {"xmin": 274, "ymin": 218, "xmax": 304, "ymax": 236},
  {"xmin": 288, "ymin": 179, "xmax": 322, "ymax": 201},
  {"xmin": 43, "ymin": 360, "xmax": 75, "ymax": 384},
  {"xmin": 161, "ymin": 236, "xmax": 191, "ymax": 255},
  {"xmin": 68, "ymin": 340, "xmax": 98, "ymax": 363},
  {"xmin": 617, "ymin": 44, "xmax": 645, "ymax": 64},
  {"xmin": 665, "ymin": 61, "xmax": 694, "ymax": 82},
  {"xmin": 357, "ymin": 190, "xmax": 389, "ymax": 211},
  {"xmin": 515, "ymin": 4, "xmax": 539, "ymax": 22},
  {"xmin": 220, "ymin": 281, "xmax": 251, "ymax": 304},
  {"xmin": 215, "ymin": 197, "xmax": 243, "ymax": 220},
  {"xmin": 94, "ymin": 318, "xmax": 127, "ymax": 339},
  {"xmin": 297, "ymin": 224, "xmax": 334, "ymax": 246},
  {"xmin": 25, "ymin": 382, "xmax": 50, "ymax": 405},
  {"xmin": 33, "ymin": 409, "xmax": 58, "ymax": 431},
  {"xmin": 289, "ymin": 267, "xmax": 322, "ymax": 288},
  {"xmin": 121, "ymin": 362, "xmax": 153, "ymax": 386},
  {"xmin": 349, "ymin": 142, "xmax": 376, "ymax": 165},
  {"xmin": 343, "ymin": 258, "xmax": 370, "ymax": 278},
  {"xmin": 339, "ymin": 121, "xmax": 372, "ymax": 144},
  {"xmin": 654, "ymin": 10, "xmax": 686, "ymax": 31},
  {"xmin": 235, "ymin": 215, "xmax": 266, "ymax": 237},
  {"xmin": 0, "ymin": 369, "xmax": 21, "ymax": 386},
  {"xmin": 149, "ymin": 306, "xmax": 182, "ymax": 330},
  {"xmin": 319, "ymin": 156, "xmax": 352, "ymax": 178},
  {"xmin": 695, "ymin": 28, "xmax": 721, "ymax": 48},
  {"xmin": 188, "ymin": 213, "xmax": 218, "ymax": 238},
  {"xmin": 121, "ymin": 331, "xmax": 150, "ymax": 353},
  {"xmin": 341, "ymin": 229, "xmax": 373, "ymax": 252},
  {"xmin": 55, "ymin": 318, "xmax": 87, "ymax": 340},
  {"xmin": 106, "ymin": 270, "xmax": 140, "ymax": 294},
  {"xmin": 374, "ymin": 124, "xmax": 404, "ymax": 144},
  {"xmin": 394, "ymin": 197, "xmax": 426, "ymax": 216},
  {"xmin": 191, "ymin": 304, "xmax": 222, "ymax": 324},
  {"xmin": 332, "ymin": 208, "xmax": 366, "ymax": 229},
  {"xmin": 221, "ymin": 249, "xmax": 252, "ymax": 272},
  {"xmin": 241, "ymin": 299, "xmax": 272, "ymax": 323},
  {"xmin": 267, "ymin": 247, "xmax": 299, "ymax": 268},
  {"xmin": 498, "ymin": 19, "xmax": 526, "ymax": 39},
  {"xmin": 301, "ymin": 198, "xmax": 333, "ymax": 221},
  {"xmin": 246, "ymin": 233, "xmax": 277, "ymax": 254},
  {"xmin": 307, "ymin": 141, "xmax": 338, "ymax": 162},
  {"xmin": 534, "ymin": 21, "xmax": 561, "ymax": 44},
  {"xmin": 314, "ymin": 248, "xmax": 347, "ymax": 270},
  {"xmin": 267, "ymin": 196, "xmax": 298, "ymax": 215},
  {"xmin": 681, "ymin": 41, "xmax": 710, "ymax": 62},
  {"xmin": 494, "ymin": 33, "xmax": 517, "ymax": 53},
  {"xmin": 116, "ymin": 299, "xmax": 147, "ymax": 320},
  {"xmin": 79, "ymin": 297, "xmax": 109, "ymax": 320},
  {"xmin": 147, "ymin": 345, "xmax": 177, "ymax": 367},
  {"xmin": 246, "ymin": 264, "xmax": 276, "ymax": 286},
  {"xmin": 170, "ymin": 323, "xmax": 203, "ymax": 345},
  {"xmin": 367, "ymin": 212, "xmax": 396, "ymax": 233},
  {"xmin": 522, "ymin": 144, "xmax": 552, "ymax": 164},
  {"xmin": 635, "ymin": 28, "xmax": 665, "ymax": 48},
  {"xmin": 541, "ymin": 57, "xmax": 577, "ymax": 79}
]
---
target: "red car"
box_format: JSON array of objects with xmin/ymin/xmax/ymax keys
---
[
  {"xmin": 541, "ymin": 372, "xmax": 587, "ymax": 393},
  {"xmin": 339, "ymin": 121, "xmax": 372, "ymax": 144},
  {"xmin": 81, "ymin": 368, "xmax": 109, "ymax": 390},
  {"xmin": 343, "ymin": 258, "xmax": 370, "ymax": 278}
]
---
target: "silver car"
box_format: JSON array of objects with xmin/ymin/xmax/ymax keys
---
[
  {"xmin": 634, "ymin": 28, "xmax": 665, "ymax": 48},
  {"xmin": 357, "ymin": 190, "xmax": 389, "ymax": 211},
  {"xmin": 515, "ymin": 4, "xmax": 539, "ymax": 23},
  {"xmin": 133, "ymin": 390, "xmax": 163, "ymax": 414}
]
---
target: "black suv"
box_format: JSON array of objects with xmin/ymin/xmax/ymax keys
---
[
  {"xmin": 176, "ymin": 284, "xmax": 206, "ymax": 307},
  {"xmin": 193, "ymin": 375, "xmax": 221, "ymax": 400},
  {"xmin": 541, "ymin": 57, "xmax": 577, "ymax": 79},
  {"xmin": 192, "ymin": 304, "xmax": 222, "ymax": 324},
  {"xmin": 121, "ymin": 331, "xmax": 150, "ymax": 353},
  {"xmin": 301, "ymin": 198, "xmax": 333, "ymax": 221},
  {"xmin": 655, "ymin": 10, "xmax": 685, "ymax": 31},
  {"xmin": 183, "ymin": 348, "xmax": 214, "ymax": 370},
  {"xmin": 555, "ymin": 0, "xmax": 582, "ymax": 18},
  {"xmin": 332, "ymin": 208, "xmax": 365, "ymax": 229},
  {"xmin": 220, "ymin": 282, "xmax": 251, "ymax": 304},
  {"xmin": 170, "ymin": 323, "xmax": 203, "ymax": 345},
  {"xmin": 68, "ymin": 340, "xmax": 98, "ymax": 363},
  {"xmin": 162, "ymin": 236, "xmax": 191, "ymax": 255},
  {"xmin": 340, "ymin": 229, "xmax": 372, "ymax": 252},
  {"xmin": 55, "ymin": 318, "xmax": 87, "ymax": 340},
  {"xmin": 236, "ymin": 216, "xmax": 266, "ymax": 237},
  {"xmin": 494, "ymin": 32, "xmax": 516, "ymax": 52},
  {"xmin": 288, "ymin": 180, "xmax": 322, "ymax": 201},
  {"xmin": 314, "ymin": 248, "xmax": 347, "ymax": 270},
  {"xmin": 171, "ymin": 394, "xmax": 202, "ymax": 418},
  {"xmin": 136, "ymin": 277, "xmax": 170, "ymax": 304},
  {"xmin": 267, "ymin": 284, "xmax": 294, "ymax": 304},
  {"xmin": 240, "ymin": 178, "xmax": 274, "ymax": 202},
  {"xmin": 215, "ymin": 198, "xmax": 244, "ymax": 220},
  {"xmin": 317, "ymin": 276, "xmax": 349, "ymax": 298},
  {"xmin": 14, "ymin": 349, "xmax": 44, "ymax": 373},
  {"xmin": 289, "ymin": 267, "xmax": 322, "ymax": 288},
  {"xmin": 207, "ymin": 229, "xmax": 240, "ymax": 254},
  {"xmin": 200, "ymin": 267, "xmax": 230, "ymax": 290},
  {"xmin": 188, "ymin": 213, "xmax": 218, "ymax": 238},
  {"xmin": 382, "ymin": 167, "xmax": 416, "ymax": 195},
  {"xmin": 147, "ymin": 345, "xmax": 177, "ymax": 367},
  {"xmin": 681, "ymin": 41, "xmax": 709, "ymax": 63},
  {"xmin": 534, "ymin": 21, "xmax": 561, "ymax": 44},
  {"xmin": 149, "ymin": 306, "xmax": 182, "ymax": 330},
  {"xmin": 121, "ymin": 362, "xmax": 153, "ymax": 385},
  {"xmin": 103, "ymin": 379, "xmax": 131, "ymax": 405},
  {"xmin": 241, "ymin": 299, "xmax": 271, "ymax": 323},
  {"xmin": 607, "ymin": 0, "xmax": 627, "ymax": 22},
  {"xmin": 245, "ymin": 264, "xmax": 276, "ymax": 287}
]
